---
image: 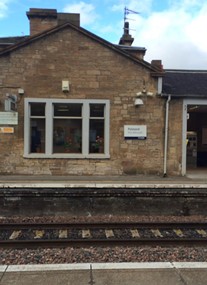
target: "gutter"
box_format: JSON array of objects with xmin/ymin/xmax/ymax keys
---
[
  {"xmin": 161, "ymin": 93, "xmax": 207, "ymax": 98},
  {"xmin": 163, "ymin": 95, "xmax": 171, "ymax": 177}
]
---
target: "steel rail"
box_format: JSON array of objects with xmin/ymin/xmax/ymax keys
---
[
  {"xmin": 0, "ymin": 221, "xmax": 207, "ymax": 229},
  {"xmin": 0, "ymin": 222, "xmax": 207, "ymax": 248}
]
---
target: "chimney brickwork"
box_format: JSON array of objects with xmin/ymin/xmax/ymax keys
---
[
  {"xmin": 27, "ymin": 8, "xmax": 80, "ymax": 36},
  {"xmin": 119, "ymin": 22, "xmax": 134, "ymax": 46}
]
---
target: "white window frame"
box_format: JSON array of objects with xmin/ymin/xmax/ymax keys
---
[{"xmin": 24, "ymin": 98, "xmax": 110, "ymax": 159}]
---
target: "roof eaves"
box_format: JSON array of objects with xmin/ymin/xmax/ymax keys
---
[
  {"xmin": 164, "ymin": 69, "xmax": 207, "ymax": 74},
  {"xmin": 161, "ymin": 93, "xmax": 207, "ymax": 98}
]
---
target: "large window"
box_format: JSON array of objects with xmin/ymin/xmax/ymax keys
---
[{"xmin": 24, "ymin": 99, "xmax": 110, "ymax": 158}]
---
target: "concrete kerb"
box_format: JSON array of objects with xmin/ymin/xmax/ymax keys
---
[
  {"xmin": 0, "ymin": 174, "xmax": 206, "ymax": 189},
  {"xmin": 1, "ymin": 183, "xmax": 207, "ymax": 189},
  {"xmin": 3, "ymin": 262, "xmax": 207, "ymax": 272},
  {"xmin": 1, "ymin": 263, "xmax": 207, "ymax": 285}
]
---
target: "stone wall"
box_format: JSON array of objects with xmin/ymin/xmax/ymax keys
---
[
  {"xmin": 168, "ymin": 99, "xmax": 183, "ymax": 175},
  {"xmin": 0, "ymin": 26, "xmax": 171, "ymax": 176}
]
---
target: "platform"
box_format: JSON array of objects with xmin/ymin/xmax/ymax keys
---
[
  {"xmin": 0, "ymin": 173, "xmax": 206, "ymax": 189},
  {"xmin": 0, "ymin": 262, "xmax": 206, "ymax": 285}
]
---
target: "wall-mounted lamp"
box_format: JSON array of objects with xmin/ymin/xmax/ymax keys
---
[
  {"xmin": 134, "ymin": 98, "xmax": 144, "ymax": 106},
  {"xmin": 136, "ymin": 91, "xmax": 154, "ymax": 97},
  {"xmin": 146, "ymin": 92, "xmax": 153, "ymax": 97},
  {"xmin": 62, "ymin": 80, "xmax": 70, "ymax": 92},
  {"xmin": 18, "ymin": 88, "xmax": 24, "ymax": 95},
  {"xmin": 137, "ymin": 79, "xmax": 154, "ymax": 98},
  {"xmin": 136, "ymin": 92, "xmax": 143, "ymax": 97}
]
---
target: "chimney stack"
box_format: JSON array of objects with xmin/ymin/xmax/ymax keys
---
[
  {"xmin": 27, "ymin": 8, "xmax": 80, "ymax": 36},
  {"xmin": 151, "ymin": 60, "xmax": 163, "ymax": 71},
  {"xmin": 119, "ymin": 22, "xmax": 134, "ymax": 46}
]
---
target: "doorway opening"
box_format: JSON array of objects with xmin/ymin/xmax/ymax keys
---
[
  {"xmin": 186, "ymin": 103, "xmax": 207, "ymax": 176},
  {"xmin": 182, "ymin": 99, "xmax": 207, "ymax": 176}
]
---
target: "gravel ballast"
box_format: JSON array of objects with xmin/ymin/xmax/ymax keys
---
[
  {"xmin": 0, "ymin": 215, "xmax": 207, "ymax": 265},
  {"xmin": 1, "ymin": 246, "xmax": 207, "ymax": 265}
]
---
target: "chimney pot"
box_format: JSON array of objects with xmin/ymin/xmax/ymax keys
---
[{"xmin": 119, "ymin": 21, "xmax": 134, "ymax": 46}]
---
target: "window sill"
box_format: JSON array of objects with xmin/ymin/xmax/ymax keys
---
[{"xmin": 23, "ymin": 153, "xmax": 110, "ymax": 159}]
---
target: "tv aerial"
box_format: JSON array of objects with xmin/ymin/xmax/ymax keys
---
[{"xmin": 123, "ymin": 6, "xmax": 139, "ymax": 32}]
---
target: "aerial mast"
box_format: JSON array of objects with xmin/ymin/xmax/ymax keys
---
[{"xmin": 119, "ymin": 7, "xmax": 139, "ymax": 46}]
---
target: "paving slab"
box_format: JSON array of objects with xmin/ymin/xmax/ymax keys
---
[{"xmin": 0, "ymin": 263, "xmax": 207, "ymax": 285}]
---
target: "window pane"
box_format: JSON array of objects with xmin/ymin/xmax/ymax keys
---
[
  {"xmin": 90, "ymin": 104, "xmax": 104, "ymax": 117},
  {"xmin": 54, "ymin": 103, "xmax": 82, "ymax": 117},
  {"xmin": 89, "ymin": 119, "xmax": 104, "ymax": 153},
  {"xmin": 31, "ymin": 103, "xmax": 45, "ymax": 116},
  {"xmin": 53, "ymin": 119, "xmax": 82, "ymax": 153},
  {"xmin": 30, "ymin": 119, "xmax": 45, "ymax": 153}
]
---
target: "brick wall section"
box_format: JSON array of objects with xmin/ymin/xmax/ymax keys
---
[{"xmin": 0, "ymin": 26, "xmax": 170, "ymax": 176}]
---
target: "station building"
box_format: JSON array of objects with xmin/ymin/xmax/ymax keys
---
[{"xmin": 0, "ymin": 8, "xmax": 206, "ymax": 177}]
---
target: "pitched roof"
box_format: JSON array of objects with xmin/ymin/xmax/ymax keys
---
[
  {"xmin": 0, "ymin": 22, "xmax": 162, "ymax": 76},
  {"xmin": 163, "ymin": 69, "xmax": 207, "ymax": 97},
  {"xmin": 0, "ymin": 36, "xmax": 29, "ymax": 44},
  {"xmin": 0, "ymin": 36, "xmax": 29, "ymax": 49}
]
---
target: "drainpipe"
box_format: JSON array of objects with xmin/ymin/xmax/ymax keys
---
[{"xmin": 163, "ymin": 95, "xmax": 171, "ymax": 177}]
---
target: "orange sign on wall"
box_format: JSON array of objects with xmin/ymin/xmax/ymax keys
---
[{"xmin": 0, "ymin": 127, "xmax": 14, "ymax": 133}]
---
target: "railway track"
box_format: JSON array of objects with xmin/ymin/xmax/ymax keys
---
[{"xmin": 0, "ymin": 222, "xmax": 207, "ymax": 248}]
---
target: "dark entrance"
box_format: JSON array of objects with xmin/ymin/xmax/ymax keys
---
[{"xmin": 187, "ymin": 105, "xmax": 207, "ymax": 168}]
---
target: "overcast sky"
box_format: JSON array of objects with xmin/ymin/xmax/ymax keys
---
[{"xmin": 0, "ymin": 0, "xmax": 207, "ymax": 69}]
